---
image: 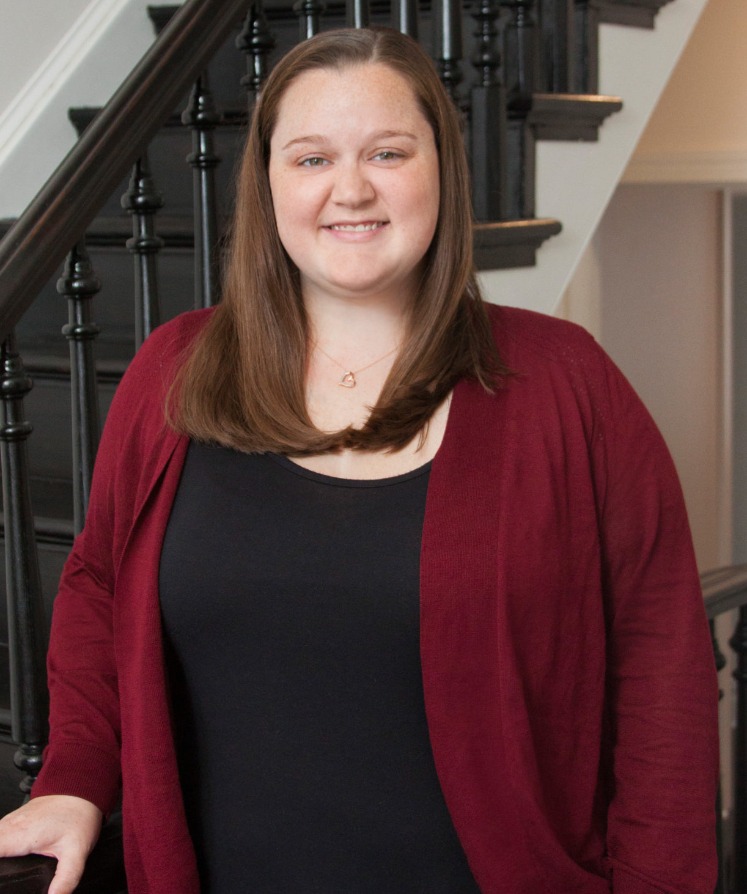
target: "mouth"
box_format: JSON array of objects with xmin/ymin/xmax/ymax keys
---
[{"xmin": 326, "ymin": 221, "xmax": 387, "ymax": 233}]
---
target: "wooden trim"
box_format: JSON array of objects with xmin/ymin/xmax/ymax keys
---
[
  {"xmin": 474, "ymin": 218, "xmax": 563, "ymax": 269},
  {"xmin": 524, "ymin": 93, "xmax": 623, "ymax": 141},
  {"xmin": 598, "ymin": 0, "xmax": 675, "ymax": 29},
  {"xmin": 623, "ymin": 150, "xmax": 747, "ymax": 185}
]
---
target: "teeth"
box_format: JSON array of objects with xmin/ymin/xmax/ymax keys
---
[{"xmin": 330, "ymin": 222, "xmax": 382, "ymax": 232}]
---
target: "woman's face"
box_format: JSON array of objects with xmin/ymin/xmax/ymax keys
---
[{"xmin": 268, "ymin": 62, "xmax": 440, "ymax": 309}]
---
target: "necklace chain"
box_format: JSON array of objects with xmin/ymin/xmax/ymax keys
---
[{"xmin": 313, "ymin": 341, "xmax": 400, "ymax": 388}]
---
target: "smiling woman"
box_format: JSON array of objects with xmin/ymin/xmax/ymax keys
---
[{"xmin": 0, "ymin": 26, "xmax": 719, "ymax": 894}]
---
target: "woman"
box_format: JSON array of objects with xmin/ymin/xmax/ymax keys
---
[{"xmin": 0, "ymin": 27, "xmax": 718, "ymax": 894}]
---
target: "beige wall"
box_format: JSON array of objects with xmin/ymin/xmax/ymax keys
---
[
  {"xmin": 636, "ymin": 0, "xmax": 747, "ymax": 156},
  {"xmin": 626, "ymin": 0, "xmax": 747, "ymax": 181}
]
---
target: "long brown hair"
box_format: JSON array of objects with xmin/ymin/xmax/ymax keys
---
[{"xmin": 170, "ymin": 27, "xmax": 505, "ymax": 454}]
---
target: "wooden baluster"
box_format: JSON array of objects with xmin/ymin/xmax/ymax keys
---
[
  {"xmin": 711, "ymin": 618, "xmax": 727, "ymax": 692},
  {"xmin": 392, "ymin": 0, "xmax": 418, "ymax": 37},
  {"xmin": 537, "ymin": 0, "xmax": 574, "ymax": 92},
  {"xmin": 237, "ymin": 0, "xmax": 276, "ymax": 108},
  {"xmin": 293, "ymin": 0, "xmax": 326, "ymax": 41},
  {"xmin": 347, "ymin": 0, "xmax": 370, "ymax": 28},
  {"xmin": 501, "ymin": 0, "xmax": 539, "ymax": 219},
  {"xmin": 573, "ymin": 0, "xmax": 599, "ymax": 93},
  {"xmin": 57, "ymin": 241, "xmax": 101, "ymax": 534},
  {"xmin": 434, "ymin": 0, "xmax": 463, "ymax": 104},
  {"xmin": 182, "ymin": 74, "xmax": 221, "ymax": 309},
  {"xmin": 501, "ymin": 0, "xmax": 540, "ymax": 99},
  {"xmin": 470, "ymin": 0, "xmax": 508, "ymax": 221},
  {"xmin": 121, "ymin": 152, "xmax": 163, "ymax": 347},
  {"xmin": 730, "ymin": 606, "xmax": 747, "ymax": 893},
  {"xmin": 0, "ymin": 335, "xmax": 48, "ymax": 795},
  {"xmin": 504, "ymin": 116, "xmax": 536, "ymax": 219}
]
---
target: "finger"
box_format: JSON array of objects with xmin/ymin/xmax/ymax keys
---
[
  {"xmin": 0, "ymin": 839, "xmax": 32, "ymax": 858},
  {"xmin": 0, "ymin": 824, "xmax": 33, "ymax": 858},
  {"xmin": 47, "ymin": 851, "xmax": 87, "ymax": 894}
]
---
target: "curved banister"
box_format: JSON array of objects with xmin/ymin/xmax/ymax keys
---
[
  {"xmin": 0, "ymin": 0, "xmax": 249, "ymax": 344},
  {"xmin": 701, "ymin": 564, "xmax": 747, "ymax": 619}
]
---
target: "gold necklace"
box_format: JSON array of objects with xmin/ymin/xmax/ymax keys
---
[{"xmin": 313, "ymin": 341, "xmax": 400, "ymax": 388}]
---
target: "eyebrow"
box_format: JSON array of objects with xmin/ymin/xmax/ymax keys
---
[{"xmin": 280, "ymin": 130, "xmax": 419, "ymax": 151}]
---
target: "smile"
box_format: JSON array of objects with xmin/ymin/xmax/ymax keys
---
[{"xmin": 327, "ymin": 222, "xmax": 386, "ymax": 232}]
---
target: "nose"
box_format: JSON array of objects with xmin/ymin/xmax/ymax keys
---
[{"xmin": 331, "ymin": 161, "xmax": 375, "ymax": 207}]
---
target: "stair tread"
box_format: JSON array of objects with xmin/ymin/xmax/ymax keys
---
[
  {"xmin": 599, "ymin": 0, "xmax": 675, "ymax": 28},
  {"xmin": 512, "ymin": 93, "xmax": 624, "ymax": 141}
]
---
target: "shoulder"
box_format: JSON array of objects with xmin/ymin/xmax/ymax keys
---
[
  {"xmin": 103, "ymin": 308, "xmax": 214, "ymax": 442},
  {"xmin": 479, "ymin": 304, "xmax": 683, "ymax": 525},
  {"xmin": 480, "ymin": 303, "xmax": 656, "ymax": 446},
  {"xmin": 110, "ymin": 308, "xmax": 215, "ymax": 413},
  {"xmin": 484, "ymin": 303, "xmax": 603, "ymax": 374},
  {"xmin": 123, "ymin": 308, "xmax": 215, "ymax": 388},
  {"xmin": 483, "ymin": 302, "xmax": 618, "ymax": 406}
]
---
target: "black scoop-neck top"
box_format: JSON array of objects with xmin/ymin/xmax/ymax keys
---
[{"xmin": 160, "ymin": 442, "xmax": 479, "ymax": 893}]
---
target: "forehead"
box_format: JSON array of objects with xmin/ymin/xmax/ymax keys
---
[{"xmin": 270, "ymin": 62, "xmax": 432, "ymax": 141}]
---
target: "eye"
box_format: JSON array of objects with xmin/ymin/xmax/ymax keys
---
[
  {"xmin": 299, "ymin": 156, "xmax": 329, "ymax": 167},
  {"xmin": 371, "ymin": 150, "xmax": 403, "ymax": 162}
]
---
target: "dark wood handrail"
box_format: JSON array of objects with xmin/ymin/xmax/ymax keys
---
[
  {"xmin": 0, "ymin": 0, "xmax": 248, "ymax": 345},
  {"xmin": 702, "ymin": 564, "xmax": 747, "ymax": 619}
]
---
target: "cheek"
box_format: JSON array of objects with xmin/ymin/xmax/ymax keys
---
[
  {"xmin": 428, "ymin": 187, "xmax": 440, "ymax": 233},
  {"xmin": 408, "ymin": 160, "xmax": 440, "ymax": 235},
  {"xmin": 269, "ymin": 175, "xmax": 301, "ymax": 250},
  {"xmin": 412, "ymin": 180, "xmax": 440, "ymax": 248},
  {"xmin": 272, "ymin": 175, "xmax": 320, "ymax": 231}
]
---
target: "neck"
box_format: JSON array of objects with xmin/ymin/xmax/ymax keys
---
[{"xmin": 304, "ymin": 292, "xmax": 409, "ymax": 357}]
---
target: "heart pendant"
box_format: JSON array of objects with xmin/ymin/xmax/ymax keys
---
[{"xmin": 339, "ymin": 372, "xmax": 356, "ymax": 388}]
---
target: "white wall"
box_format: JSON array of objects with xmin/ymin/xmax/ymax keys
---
[
  {"xmin": 0, "ymin": 0, "xmax": 175, "ymax": 216},
  {"xmin": 0, "ymin": 0, "xmax": 92, "ymax": 114}
]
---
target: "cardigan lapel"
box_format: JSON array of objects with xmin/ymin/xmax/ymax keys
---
[{"xmin": 114, "ymin": 432, "xmax": 200, "ymax": 894}]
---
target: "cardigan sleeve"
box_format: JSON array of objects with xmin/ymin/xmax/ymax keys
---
[
  {"xmin": 30, "ymin": 312, "xmax": 203, "ymax": 814},
  {"xmin": 591, "ymin": 349, "xmax": 719, "ymax": 894},
  {"xmin": 31, "ymin": 377, "xmax": 134, "ymax": 812}
]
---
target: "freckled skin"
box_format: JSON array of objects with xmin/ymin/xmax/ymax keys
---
[{"xmin": 268, "ymin": 63, "xmax": 440, "ymax": 310}]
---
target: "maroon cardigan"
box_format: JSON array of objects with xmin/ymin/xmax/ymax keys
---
[{"xmin": 32, "ymin": 305, "xmax": 719, "ymax": 894}]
